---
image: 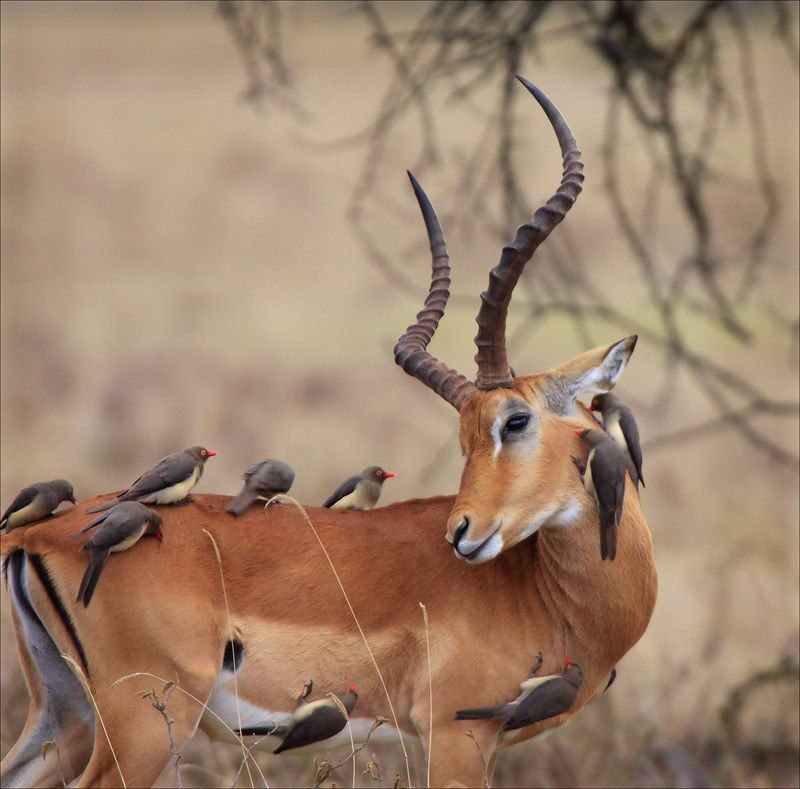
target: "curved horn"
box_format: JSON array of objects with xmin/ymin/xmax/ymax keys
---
[
  {"xmin": 474, "ymin": 77, "xmax": 584, "ymax": 390},
  {"xmin": 394, "ymin": 171, "xmax": 478, "ymax": 410}
]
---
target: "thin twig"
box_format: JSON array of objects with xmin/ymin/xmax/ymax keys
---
[
  {"xmin": 466, "ymin": 728, "xmax": 490, "ymax": 789},
  {"xmin": 311, "ymin": 718, "xmax": 388, "ymax": 788},
  {"xmin": 139, "ymin": 681, "xmax": 182, "ymax": 788}
]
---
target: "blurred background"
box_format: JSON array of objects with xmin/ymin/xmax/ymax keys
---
[{"xmin": 1, "ymin": 2, "xmax": 798, "ymax": 787}]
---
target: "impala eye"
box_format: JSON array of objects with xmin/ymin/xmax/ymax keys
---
[{"xmin": 504, "ymin": 414, "xmax": 530, "ymax": 433}]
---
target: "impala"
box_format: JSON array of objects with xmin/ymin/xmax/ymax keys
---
[{"xmin": 1, "ymin": 78, "xmax": 657, "ymax": 788}]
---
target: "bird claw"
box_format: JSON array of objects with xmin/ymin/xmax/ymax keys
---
[
  {"xmin": 171, "ymin": 497, "xmax": 194, "ymax": 507},
  {"xmin": 298, "ymin": 679, "xmax": 313, "ymax": 704},
  {"xmin": 529, "ymin": 652, "xmax": 544, "ymax": 677}
]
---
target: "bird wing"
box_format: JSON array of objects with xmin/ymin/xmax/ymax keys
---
[
  {"xmin": 89, "ymin": 510, "xmax": 145, "ymax": 550},
  {"xmin": 76, "ymin": 510, "xmax": 112, "ymax": 535},
  {"xmin": 273, "ymin": 706, "xmax": 345, "ymax": 753},
  {"xmin": 592, "ymin": 443, "xmax": 625, "ymax": 561},
  {"xmin": 253, "ymin": 462, "xmax": 295, "ymax": 494},
  {"xmin": 123, "ymin": 452, "xmax": 196, "ymax": 498},
  {"xmin": 322, "ymin": 476, "xmax": 360, "ymax": 508},
  {"xmin": 504, "ymin": 676, "xmax": 578, "ymax": 730},
  {"xmin": 2, "ymin": 486, "xmax": 37, "ymax": 523},
  {"xmin": 242, "ymin": 461, "xmax": 264, "ymax": 483},
  {"xmin": 618, "ymin": 407, "xmax": 644, "ymax": 486}
]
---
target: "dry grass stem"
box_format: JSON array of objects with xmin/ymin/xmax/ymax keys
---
[
  {"xmin": 267, "ymin": 495, "xmax": 413, "ymax": 787},
  {"xmin": 60, "ymin": 653, "xmax": 127, "ymax": 788},
  {"xmin": 40, "ymin": 740, "xmax": 67, "ymax": 788},
  {"xmin": 203, "ymin": 527, "xmax": 258, "ymax": 789},
  {"xmin": 419, "ymin": 601, "xmax": 433, "ymax": 789}
]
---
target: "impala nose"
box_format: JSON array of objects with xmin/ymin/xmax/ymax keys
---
[{"xmin": 451, "ymin": 518, "xmax": 470, "ymax": 554}]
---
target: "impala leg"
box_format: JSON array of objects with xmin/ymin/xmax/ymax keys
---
[
  {"xmin": 424, "ymin": 721, "xmax": 500, "ymax": 788},
  {"xmin": 76, "ymin": 669, "xmax": 216, "ymax": 789}
]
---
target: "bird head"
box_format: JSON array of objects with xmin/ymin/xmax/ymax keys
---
[
  {"xmin": 147, "ymin": 511, "xmax": 164, "ymax": 543},
  {"xmin": 563, "ymin": 659, "xmax": 583, "ymax": 684},
  {"xmin": 589, "ymin": 393, "xmax": 606, "ymax": 412},
  {"xmin": 186, "ymin": 446, "xmax": 218, "ymax": 463},
  {"xmin": 372, "ymin": 466, "xmax": 397, "ymax": 482},
  {"xmin": 574, "ymin": 428, "xmax": 604, "ymax": 447},
  {"xmin": 52, "ymin": 479, "xmax": 77, "ymax": 505},
  {"xmin": 348, "ymin": 683, "xmax": 358, "ymax": 695}
]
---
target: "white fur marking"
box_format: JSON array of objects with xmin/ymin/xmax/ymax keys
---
[
  {"xmin": 464, "ymin": 531, "xmax": 504, "ymax": 563},
  {"xmin": 551, "ymin": 500, "xmax": 583, "ymax": 528},
  {"xmin": 491, "ymin": 416, "xmax": 503, "ymax": 460}
]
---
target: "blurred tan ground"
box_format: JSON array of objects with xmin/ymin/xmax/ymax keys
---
[{"xmin": 1, "ymin": 2, "xmax": 798, "ymax": 787}]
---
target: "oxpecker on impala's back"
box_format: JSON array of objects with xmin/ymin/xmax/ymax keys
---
[
  {"xmin": 322, "ymin": 466, "xmax": 395, "ymax": 510},
  {"xmin": 1, "ymin": 480, "xmax": 76, "ymax": 532},
  {"xmin": 227, "ymin": 459, "xmax": 295, "ymax": 515},
  {"xmin": 86, "ymin": 446, "xmax": 217, "ymax": 513}
]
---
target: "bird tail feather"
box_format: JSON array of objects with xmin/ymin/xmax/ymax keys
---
[
  {"xmin": 84, "ymin": 499, "xmax": 118, "ymax": 514},
  {"xmin": 77, "ymin": 549, "xmax": 109, "ymax": 607},
  {"xmin": 455, "ymin": 705, "xmax": 508, "ymax": 721},
  {"xmin": 226, "ymin": 488, "xmax": 257, "ymax": 516}
]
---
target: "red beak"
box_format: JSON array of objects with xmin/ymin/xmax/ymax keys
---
[
  {"xmin": 383, "ymin": 471, "xmax": 396, "ymax": 479},
  {"xmin": 207, "ymin": 450, "xmax": 218, "ymax": 457}
]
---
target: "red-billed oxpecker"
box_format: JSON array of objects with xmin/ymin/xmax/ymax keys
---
[
  {"xmin": 590, "ymin": 392, "xmax": 645, "ymax": 489},
  {"xmin": 76, "ymin": 502, "xmax": 163, "ymax": 607},
  {"xmin": 226, "ymin": 459, "xmax": 295, "ymax": 515},
  {"xmin": 322, "ymin": 466, "xmax": 395, "ymax": 510},
  {"xmin": 86, "ymin": 446, "xmax": 217, "ymax": 513},
  {"xmin": 456, "ymin": 659, "xmax": 583, "ymax": 730},
  {"xmin": 1, "ymin": 480, "xmax": 76, "ymax": 532},
  {"xmin": 573, "ymin": 428, "xmax": 628, "ymax": 560},
  {"xmin": 269, "ymin": 685, "xmax": 359, "ymax": 754}
]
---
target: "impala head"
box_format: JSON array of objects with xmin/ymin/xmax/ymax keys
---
[{"xmin": 394, "ymin": 77, "xmax": 638, "ymax": 564}]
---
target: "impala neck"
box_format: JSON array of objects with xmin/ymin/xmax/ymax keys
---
[{"xmin": 529, "ymin": 501, "xmax": 656, "ymax": 670}]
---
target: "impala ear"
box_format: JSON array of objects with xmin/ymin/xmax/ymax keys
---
[{"xmin": 544, "ymin": 335, "xmax": 637, "ymax": 409}]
